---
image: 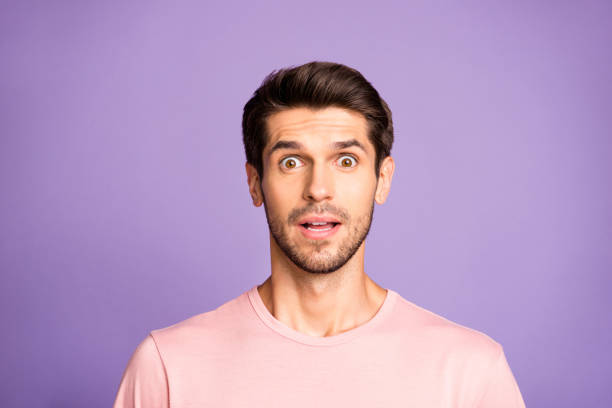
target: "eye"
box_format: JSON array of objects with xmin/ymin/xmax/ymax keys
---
[
  {"xmin": 337, "ymin": 155, "xmax": 357, "ymax": 168},
  {"xmin": 280, "ymin": 156, "xmax": 303, "ymax": 169}
]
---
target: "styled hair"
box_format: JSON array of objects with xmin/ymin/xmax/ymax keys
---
[{"xmin": 242, "ymin": 61, "xmax": 394, "ymax": 180}]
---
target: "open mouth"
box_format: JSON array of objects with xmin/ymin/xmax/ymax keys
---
[
  {"xmin": 300, "ymin": 222, "xmax": 340, "ymax": 231},
  {"xmin": 297, "ymin": 222, "xmax": 342, "ymax": 240}
]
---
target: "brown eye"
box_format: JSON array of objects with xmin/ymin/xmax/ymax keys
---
[
  {"xmin": 280, "ymin": 157, "xmax": 303, "ymax": 169},
  {"xmin": 338, "ymin": 155, "xmax": 357, "ymax": 168}
]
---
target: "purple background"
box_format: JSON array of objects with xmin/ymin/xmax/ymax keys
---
[{"xmin": 1, "ymin": 1, "xmax": 610, "ymax": 406}]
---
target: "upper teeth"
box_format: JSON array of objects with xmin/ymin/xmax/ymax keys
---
[{"xmin": 311, "ymin": 222, "xmax": 328, "ymax": 225}]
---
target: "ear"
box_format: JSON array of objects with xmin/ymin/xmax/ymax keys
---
[
  {"xmin": 374, "ymin": 156, "xmax": 395, "ymax": 205},
  {"xmin": 246, "ymin": 162, "xmax": 264, "ymax": 207}
]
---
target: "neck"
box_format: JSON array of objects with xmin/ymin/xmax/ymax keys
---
[{"xmin": 257, "ymin": 237, "xmax": 387, "ymax": 337}]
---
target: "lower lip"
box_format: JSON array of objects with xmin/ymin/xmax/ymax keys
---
[{"xmin": 298, "ymin": 223, "xmax": 341, "ymax": 240}]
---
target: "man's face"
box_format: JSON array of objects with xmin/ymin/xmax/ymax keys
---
[{"xmin": 251, "ymin": 106, "xmax": 385, "ymax": 274}]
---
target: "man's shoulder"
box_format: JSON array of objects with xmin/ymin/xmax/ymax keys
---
[
  {"xmin": 148, "ymin": 288, "xmax": 251, "ymax": 350},
  {"xmin": 390, "ymin": 291, "xmax": 503, "ymax": 359}
]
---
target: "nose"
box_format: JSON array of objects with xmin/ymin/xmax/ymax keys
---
[{"xmin": 303, "ymin": 162, "xmax": 335, "ymax": 202}]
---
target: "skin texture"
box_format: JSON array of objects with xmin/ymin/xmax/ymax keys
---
[{"xmin": 246, "ymin": 106, "xmax": 395, "ymax": 337}]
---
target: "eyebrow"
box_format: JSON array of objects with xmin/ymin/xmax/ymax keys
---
[{"xmin": 267, "ymin": 139, "xmax": 367, "ymax": 156}]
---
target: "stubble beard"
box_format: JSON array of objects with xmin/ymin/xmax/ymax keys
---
[{"xmin": 262, "ymin": 194, "xmax": 375, "ymax": 275}]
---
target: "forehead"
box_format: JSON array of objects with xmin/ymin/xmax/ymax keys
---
[{"xmin": 264, "ymin": 107, "xmax": 371, "ymax": 152}]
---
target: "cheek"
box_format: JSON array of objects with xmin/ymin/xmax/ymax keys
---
[
  {"xmin": 341, "ymin": 173, "xmax": 377, "ymax": 203},
  {"xmin": 265, "ymin": 178, "xmax": 294, "ymax": 197},
  {"xmin": 262, "ymin": 179, "xmax": 300, "ymax": 212}
]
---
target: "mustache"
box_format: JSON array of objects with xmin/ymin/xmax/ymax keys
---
[{"xmin": 287, "ymin": 203, "xmax": 350, "ymax": 224}]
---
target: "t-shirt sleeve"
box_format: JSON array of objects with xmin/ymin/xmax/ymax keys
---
[
  {"xmin": 113, "ymin": 334, "xmax": 169, "ymax": 408},
  {"xmin": 476, "ymin": 347, "xmax": 526, "ymax": 408}
]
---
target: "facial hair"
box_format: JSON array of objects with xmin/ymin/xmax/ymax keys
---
[{"xmin": 262, "ymin": 194, "xmax": 375, "ymax": 274}]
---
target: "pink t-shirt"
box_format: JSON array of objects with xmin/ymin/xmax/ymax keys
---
[{"xmin": 113, "ymin": 286, "xmax": 525, "ymax": 407}]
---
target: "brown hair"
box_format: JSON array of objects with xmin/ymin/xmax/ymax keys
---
[{"xmin": 242, "ymin": 61, "xmax": 394, "ymax": 180}]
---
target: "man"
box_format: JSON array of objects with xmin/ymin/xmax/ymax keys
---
[{"xmin": 113, "ymin": 61, "xmax": 526, "ymax": 407}]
